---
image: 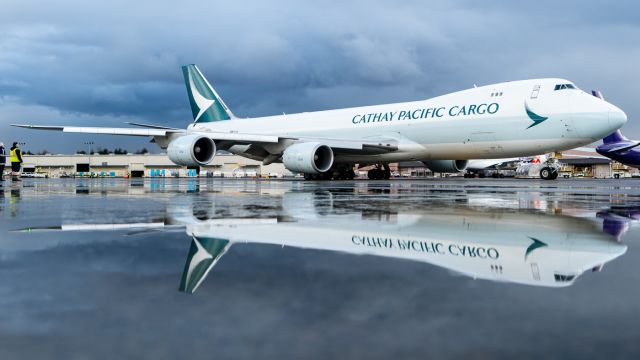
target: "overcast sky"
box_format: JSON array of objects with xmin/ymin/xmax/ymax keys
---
[{"xmin": 1, "ymin": 0, "xmax": 639, "ymax": 153}]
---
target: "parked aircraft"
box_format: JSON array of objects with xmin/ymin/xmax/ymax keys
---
[
  {"xmin": 12, "ymin": 65, "xmax": 626, "ymax": 180},
  {"xmin": 579, "ymin": 90, "xmax": 640, "ymax": 169},
  {"xmin": 596, "ymin": 130, "xmax": 640, "ymax": 169}
]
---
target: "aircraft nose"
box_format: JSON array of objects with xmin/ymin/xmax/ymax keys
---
[{"xmin": 608, "ymin": 107, "xmax": 627, "ymax": 130}]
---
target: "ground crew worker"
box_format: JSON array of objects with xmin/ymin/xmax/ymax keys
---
[
  {"xmin": 10, "ymin": 142, "xmax": 23, "ymax": 182},
  {"xmin": 0, "ymin": 142, "xmax": 5, "ymax": 184}
]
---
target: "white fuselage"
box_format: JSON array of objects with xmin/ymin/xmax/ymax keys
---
[{"xmin": 188, "ymin": 78, "xmax": 626, "ymax": 162}]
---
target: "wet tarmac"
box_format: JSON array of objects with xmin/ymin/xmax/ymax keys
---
[{"xmin": 1, "ymin": 178, "xmax": 640, "ymax": 359}]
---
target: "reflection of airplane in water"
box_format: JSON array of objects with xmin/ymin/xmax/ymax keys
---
[{"xmin": 14, "ymin": 191, "xmax": 628, "ymax": 294}]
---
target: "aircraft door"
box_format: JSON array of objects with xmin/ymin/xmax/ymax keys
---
[{"xmin": 530, "ymin": 85, "xmax": 541, "ymax": 99}]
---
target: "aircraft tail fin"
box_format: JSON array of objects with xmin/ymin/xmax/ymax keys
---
[
  {"xmin": 603, "ymin": 130, "xmax": 628, "ymax": 144},
  {"xmin": 179, "ymin": 236, "xmax": 231, "ymax": 294},
  {"xmin": 182, "ymin": 64, "xmax": 235, "ymax": 124}
]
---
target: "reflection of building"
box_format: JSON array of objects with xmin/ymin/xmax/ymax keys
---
[{"xmin": 8, "ymin": 154, "xmax": 292, "ymax": 178}]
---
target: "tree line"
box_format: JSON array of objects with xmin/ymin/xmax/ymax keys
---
[{"xmin": 21, "ymin": 148, "xmax": 151, "ymax": 155}]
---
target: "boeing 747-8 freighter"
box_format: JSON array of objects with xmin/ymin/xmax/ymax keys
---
[{"xmin": 12, "ymin": 65, "xmax": 627, "ymax": 180}]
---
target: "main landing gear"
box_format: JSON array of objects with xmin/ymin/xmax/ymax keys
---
[
  {"xmin": 303, "ymin": 165, "xmax": 355, "ymax": 181},
  {"xmin": 302, "ymin": 164, "xmax": 393, "ymax": 181},
  {"xmin": 367, "ymin": 165, "xmax": 391, "ymax": 180}
]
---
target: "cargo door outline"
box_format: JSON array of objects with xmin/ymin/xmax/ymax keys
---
[{"xmin": 470, "ymin": 132, "xmax": 503, "ymax": 155}]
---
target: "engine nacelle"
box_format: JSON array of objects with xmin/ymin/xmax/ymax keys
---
[
  {"xmin": 423, "ymin": 160, "xmax": 469, "ymax": 173},
  {"xmin": 167, "ymin": 134, "xmax": 216, "ymax": 166},
  {"xmin": 282, "ymin": 142, "xmax": 334, "ymax": 174}
]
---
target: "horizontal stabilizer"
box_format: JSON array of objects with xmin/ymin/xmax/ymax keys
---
[{"xmin": 599, "ymin": 141, "xmax": 640, "ymax": 154}]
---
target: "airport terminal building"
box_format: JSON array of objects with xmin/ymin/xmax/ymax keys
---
[
  {"xmin": 1, "ymin": 152, "xmax": 636, "ymax": 179},
  {"xmin": 6, "ymin": 153, "xmax": 293, "ymax": 178}
]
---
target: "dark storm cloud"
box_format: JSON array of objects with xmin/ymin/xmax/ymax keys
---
[{"xmin": 1, "ymin": 0, "xmax": 639, "ymax": 152}]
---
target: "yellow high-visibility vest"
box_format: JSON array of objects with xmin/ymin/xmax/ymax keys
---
[{"xmin": 10, "ymin": 148, "xmax": 20, "ymax": 163}]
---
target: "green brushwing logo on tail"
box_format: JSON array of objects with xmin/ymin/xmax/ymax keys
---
[
  {"xmin": 179, "ymin": 236, "xmax": 231, "ymax": 294},
  {"xmin": 182, "ymin": 64, "xmax": 231, "ymax": 123},
  {"xmin": 525, "ymin": 101, "xmax": 549, "ymax": 129}
]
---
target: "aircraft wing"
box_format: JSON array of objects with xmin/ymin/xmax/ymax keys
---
[
  {"xmin": 288, "ymin": 135, "xmax": 399, "ymax": 152},
  {"xmin": 188, "ymin": 131, "xmax": 399, "ymax": 152},
  {"xmin": 12, "ymin": 124, "xmax": 398, "ymax": 151},
  {"xmin": 11, "ymin": 124, "xmax": 185, "ymax": 137}
]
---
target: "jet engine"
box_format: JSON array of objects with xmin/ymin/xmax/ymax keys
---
[
  {"xmin": 423, "ymin": 160, "xmax": 469, "ymax": 173},
  {"xmin": 282, "ymin": 142, "xmax": 334, "ymax": 174},
  {"xmin": 167, "ymin": 134, "xmax": 216, "ymax": 166}
]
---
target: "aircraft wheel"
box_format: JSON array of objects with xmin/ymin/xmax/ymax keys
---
[
  {"xmin": 550, "ymin": 169, "xmax": 559, "ymax": 180},
  {"xmin": 540, "ymin": 167, "xmax": 552, "ymax": 180},
  {"xmin": 383, "ymin": 169, "xmax": 391, "ymax": 180},
  {"xmin": 348, "ymin": 169, "xmax": 356, "ymax": 180}
]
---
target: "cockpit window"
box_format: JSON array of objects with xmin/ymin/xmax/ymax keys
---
[
  {"xmin": 554, "ymin": 274, "xmax": 576, "ymax": 282},
  {"xmin": 554, "ymin": 84, "xmax": 577, "ymax": 91}
]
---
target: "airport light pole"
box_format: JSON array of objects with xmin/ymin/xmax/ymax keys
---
[
  {"xmin": 84, "ymin": 141, "xmax": 94, "ymax": 155},
  {"xmin": 84, "ymin": 141, "xmax": 94, "ymax": 176}
]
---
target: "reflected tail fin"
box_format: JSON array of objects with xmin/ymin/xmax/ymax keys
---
[{"xmin": 179, "ymin": 236, "xmax": 231, "ymax": 294}]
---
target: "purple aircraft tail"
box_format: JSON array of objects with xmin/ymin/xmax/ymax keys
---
[{"xmin": 603, "ymin": 130, "xmax": 628, "ymax": 144}]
